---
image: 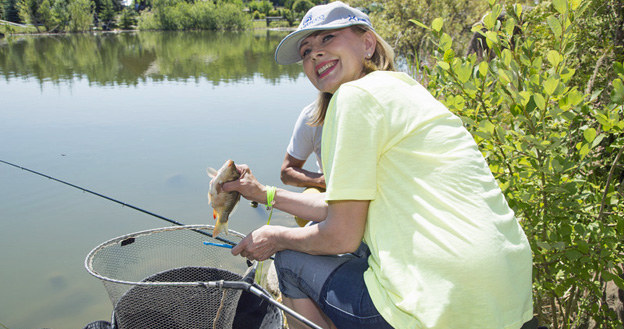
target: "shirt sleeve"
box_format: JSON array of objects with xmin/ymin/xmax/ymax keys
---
[
  {"xmin": 287, "ymin": 104, "xmax": 316, "ymax": 161},
  {"xmin": 322, "ymin": 85, "xmax": 386, "ymax": 201}
]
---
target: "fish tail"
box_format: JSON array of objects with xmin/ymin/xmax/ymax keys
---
[{"xmin": 213, "ymin": 217, "xmax": 229, "ymax": 237}]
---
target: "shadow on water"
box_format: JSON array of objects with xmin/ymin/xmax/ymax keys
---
[{"xmin": 0, "ymin": 30, "xmax": 303, "ymax": 86}]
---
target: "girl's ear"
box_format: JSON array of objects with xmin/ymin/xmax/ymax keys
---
[{"xmin": 362, "ymin": 31, "xmax": 377, "ymax": 58}]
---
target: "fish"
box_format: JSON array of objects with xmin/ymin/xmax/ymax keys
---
[{"xmin": 207, "ymin": 159, "xmax": 241, "ymax": 237}]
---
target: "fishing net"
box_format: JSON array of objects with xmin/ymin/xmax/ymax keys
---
[{"xmin": 85, "ymin": 225, "xmax": 283, "ymax": 329}]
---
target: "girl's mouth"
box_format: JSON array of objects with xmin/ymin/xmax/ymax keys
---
[{"xmin": 316, "ymin": 60, "xmax": 338, "ymax": 78}]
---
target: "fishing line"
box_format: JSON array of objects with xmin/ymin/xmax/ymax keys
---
[{"xmin": 0, "ymin": 159, "xmax": 238, "ymax": 247}]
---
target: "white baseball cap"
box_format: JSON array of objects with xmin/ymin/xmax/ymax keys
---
[{"xmin": 274, "ymin": 1, "xmax": 374, "ymax": 65}]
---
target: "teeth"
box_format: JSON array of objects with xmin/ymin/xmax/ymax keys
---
[{"xmin": 317, "ymin": 62, "xmax": 334, "ymax": 75}]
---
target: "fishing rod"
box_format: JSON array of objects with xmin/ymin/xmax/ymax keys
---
[{"xmin": 0, "ymin": 159, "xmax": 238, "ymax": 247}]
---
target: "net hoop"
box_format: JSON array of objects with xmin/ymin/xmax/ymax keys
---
[{"xmin": 84, "ymin": 225, "xmax": 247, "ymax": 287}]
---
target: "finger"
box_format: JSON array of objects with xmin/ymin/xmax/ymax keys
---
[
  {"xmin": 222, "ymin": 180, "xmax": 239, "ymax": 192},
  {"xmin": 231, "ymin": 242, "xmax": 244, "ymax": 256},
  {"xmin": 235, "ymin": 164, "xmax": 249, "ymax": 177}
]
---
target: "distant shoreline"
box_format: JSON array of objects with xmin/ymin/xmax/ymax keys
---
[{"xmin": 0, "ymin": 26, "xmax": 296, "ymax": 38}]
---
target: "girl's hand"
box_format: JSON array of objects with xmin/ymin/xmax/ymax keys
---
[
  {"xmin": 231, "ymin": 225, "xmax": 285, "ymax": 261},
  {"xmin": 222, "ymin": 164, "xmax": 267, "ymax": 204}
]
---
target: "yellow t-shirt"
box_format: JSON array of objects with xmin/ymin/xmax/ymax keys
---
[{"xmin": 321, "ymin": 71, "xmax": 533, "ymax": 328}]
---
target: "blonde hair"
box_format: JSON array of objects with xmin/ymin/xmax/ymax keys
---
[{"xmin": 309, "ymin": 26, "xmax": 395, "ymax": 126}]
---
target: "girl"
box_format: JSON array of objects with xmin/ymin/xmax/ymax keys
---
[{"xmin": 220, "ymin": 2, "xmax": 534, "ymax": 328}]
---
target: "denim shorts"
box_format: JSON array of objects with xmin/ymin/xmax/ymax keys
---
[{"xmin": 274, "ymin": 246, "xmax": 394, "ymax": 329}]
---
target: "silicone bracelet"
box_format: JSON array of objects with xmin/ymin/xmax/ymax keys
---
[{"xmin": 266, "ymin": 186, "xmax": 276, "ymax": 210}]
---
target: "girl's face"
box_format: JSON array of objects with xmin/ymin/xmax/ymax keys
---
[{"xmin": 299, "ymin": 27, "xmax": 376, "ymax": 94}]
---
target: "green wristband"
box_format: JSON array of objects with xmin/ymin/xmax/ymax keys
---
[{"xmin": 266, "ymin": 186, "xmax": 276, "ymax": 210}]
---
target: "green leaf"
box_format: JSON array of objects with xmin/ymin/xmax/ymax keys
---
[
  {"xmin": 478, "ymin": 61, "xmax": 489, "ymax": 77},
  {"xmin": 547, "ymin": 50, "xmax": 562, "ymax": 68},
  {"xmin": 583, "ymin": 127, "xmax": 596, "ymax": 143},
  {"xmin": 537, "ymin": 241, "xmax": 551, "ymax": 250},
  {"xmin": 499, "ymin": 69, "xmax": 511, "ymax": 84},
  {"xmin": 611, "ymin": 79, "xmax": 624, "ymax": 104},
  {"xmin": 432, "ymin": 18, "xmax": 443, "ymax": 32},
  {"xmin": 409, "ymin": 19, "xmax": 430, "ymax": 30},
  {"xmin": 439, "ymin": 33, "xmax": 453, "ymax": 51},
  {"xmin": 578, "ymin": 143, "xmax": 590, "ymax": 158},
  {"xmin": 483, "ymin": 12, "xmax": 496, "ymax": 30},
  {"xmin": 519, "ymin": 91, "xmax": 531, "ymax": 106},
  {"xmin": 501, "ymin": 49, "xmax": 512, "ymax": 67},
  {"xmin": 544, "ymin": 76, "xmax": 559, "ymax": 95},
  {"xmin": 567, "ymin": 89, "xmax": 584, "ymax": 106},
  {"xmin": 443, "ymin": 49, "xmax": 455, "ymax": 62},
  {"xmin": 560, "ymin": 67, "xmax": 576, "ymax": 83},
  {"xmin": 565, "ymin": 249, "xmax": 583, "ymax": 261},
  {"xmin": 553, "ymin": 0, "xmax": 567, "ymax": 14},
  {"xmin": 547, "ymin": 16, "xmax": 562, "ymax": 36},
  {"xmin": 534, "ymin": 94, "xmax": 546, "ymax": 111},
  {"xmin": 437, "ymin": 61, "xmax": 450, "ymax": 71},
  {"xmin": 592, "ymin": 133, "xmax": 605, "ymax": 148},
  {"xmin": 485, "ymin": 31, "xmax": 498, "ymax": 46},
  {"xmin": 514, "ymin": 4, "xmax": 522, "ymax": 18},
  {"xmin": 455, "ymin": 63, "xmax": 473, "ymax": 83},
  {"xmin": 614, "ymin": 61, "xmax": 624, "ymax": 77}
]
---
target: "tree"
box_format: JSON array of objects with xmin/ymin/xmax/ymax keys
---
[
  {"xmin": 67, "ymin": 0, "xmax": 93, "ymax": 31},
  {"xmin": 98, "ymin": 0, "xmax": 116, "ymax": 29},
  {"xmin": 17, "ymin": 0, "xmax": 44, "ymax": 31},
  {"xmin": 3, "ymin": 0, "xmax": 21, "ymax": 22},
  {"xmin": 350, "ymin": 0, "xmax": 488, "ymax": 66},
  {"xmin": 119, "ymin": 6, "xmax": 136, "ymax": 29},
  {"xmin": 291, "ymin": 0, "xmax": 312, "ymax": 14},
  {"xmin": 411, "ymin": 0, "xmax": 624, "ymax": 327}
]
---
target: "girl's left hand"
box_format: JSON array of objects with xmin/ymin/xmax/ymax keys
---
[
  {"xmin": 222, "ymin": 164, "xmax": 266, "ymax": 204},
  {"xmin": 232, "ymin": 225, "xmax": 285, "ymax": 261}
]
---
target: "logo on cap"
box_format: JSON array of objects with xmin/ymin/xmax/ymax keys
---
[{"xmin": 301, "ymin": 14, "xmax": 326, "ymax": 29}]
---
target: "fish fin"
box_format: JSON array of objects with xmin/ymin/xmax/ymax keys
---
[
  {"xmin": 207, "ymin": 167, "xmax": 218, "ymax": 178},
  {"xmin": 213, "ymin": 209, "xmax": 217, "ymax": 220},
  {"xmin": 213, "ymin": 219, "xmax": 228, "ymax": 238}
]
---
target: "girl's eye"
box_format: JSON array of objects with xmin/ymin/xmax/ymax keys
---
[
  {"xmin": 301, "ymin": 49, "xmax": 311, "ymax": 58},
  {"xmin": 322, "ymin": 34, "xmax": 334, "ymax": 42}
]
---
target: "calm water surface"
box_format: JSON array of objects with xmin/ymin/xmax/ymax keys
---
[{"xmin": 0, "ymin": 30, "xmax": 318, "ymax": 329}]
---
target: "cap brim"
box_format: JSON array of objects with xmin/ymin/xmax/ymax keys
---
[{"xmin": 274, "ymin": 22, "xmax": 371, "ymax": 65}]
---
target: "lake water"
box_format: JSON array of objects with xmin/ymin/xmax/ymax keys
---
[{"xmin": 0, "ymin": 30, "xmax": 319, "ymax": 329}]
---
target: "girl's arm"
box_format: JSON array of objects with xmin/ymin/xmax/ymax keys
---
[
  {"xmin": 222, "ymin": 164, "xmax": 328, "ymax": 221},
  {"xmin": 232, "ymin": 199, "xmax": 369, "ymax": 261}
]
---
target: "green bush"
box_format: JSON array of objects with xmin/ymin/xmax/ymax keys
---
[
  {"xmin": 292, "ymin": 0, "xmax": 313, "ymax": 14},
  {"xmin": 411, "ymin": 0, "xmax": 624, "ymax": 327},
  {"xmin": 138, "ymin": 0, "xmax": 249, "ymax": 30},
  {"xmin": 248, "ymin": 0, "xmax": 271, "ymax": 15}
]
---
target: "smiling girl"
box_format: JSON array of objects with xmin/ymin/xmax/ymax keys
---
[{"xmin": 221, "ymin": 2, "xmax": 534, "ymax": 329}]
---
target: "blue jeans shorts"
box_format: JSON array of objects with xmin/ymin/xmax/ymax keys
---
[{"xmin": 273, "ymin": 245, "xmax": 394, "ymax": 329}]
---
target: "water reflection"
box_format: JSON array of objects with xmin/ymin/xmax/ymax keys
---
[
  {"xmin": 0, "ymin": 30, "xmax": 303, "ymax": 85},
  {"xmin": 0, "ymin": 30, "xmax": 316, "ymax": 329}
]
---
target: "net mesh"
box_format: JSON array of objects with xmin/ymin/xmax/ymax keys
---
[{"xmin": 85, "ymin": 225, "xmax": 282, "ymax": 329}]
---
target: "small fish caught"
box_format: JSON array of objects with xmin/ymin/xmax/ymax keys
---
[{"xmin": 207, "ymin": 159, "xmax": 241, "ymax": 237}]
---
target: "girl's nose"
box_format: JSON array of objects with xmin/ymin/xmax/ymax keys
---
[{"xmin": 310, "ymin": 48, "xmax": 324, "ymax": 61}]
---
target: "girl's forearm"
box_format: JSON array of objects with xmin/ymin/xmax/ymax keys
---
[{"xmin": 271, "ymin": 188, "xmax": 328, "ymax": 222}]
